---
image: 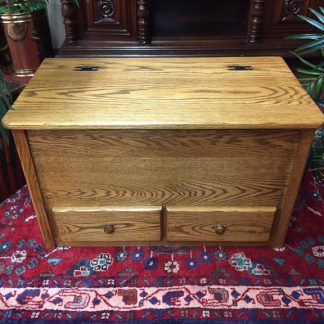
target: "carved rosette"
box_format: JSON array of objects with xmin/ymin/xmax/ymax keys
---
[
  {"xmin": 247, "ymin": 0, "xmax": 265, "ymax": 44},
  {"xmin": 281, "ymin": 0, "xmax": 303, "ymax": 21},
  {"xmin": 96, "ymin": 0, "xmax": 116, "ymax": 23},
  {"xmin": 137, "ymin": 0, "xmax": 151, "ymax": 45},
  {"xmin": 61, "ymin": 0, "xmax": 78, "ymax": 44}
]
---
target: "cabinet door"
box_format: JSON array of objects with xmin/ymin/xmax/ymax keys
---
[
  {"xmin": 80, "ymin": 0, "xmax": 137, "ymax": 42},
  {"xmin": 262, "ymin": 0, "xmax": 324, "ymax": 38}
]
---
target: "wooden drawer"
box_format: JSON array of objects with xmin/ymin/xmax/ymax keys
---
[
  {"xmin": 166, "ymin": 206, "xmax": 276, "ymax": 242},
  {"xmin": 52, "ymin": 206, "xmax": 162, "ymax": 244}
]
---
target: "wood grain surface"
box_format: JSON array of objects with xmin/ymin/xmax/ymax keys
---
[
  {"xmin": 27, "ymin": 129, "xmax": 298, "ymax": 209},
  {"xmin": 271, "ymin": 129, "xmax": 315, "ymax": 246},
  {"xmin": 3, "ymin": 57, "xmax": 324, "ymax": 130},
  {"xmin": 52, "ymin": 206, "xmax": 162, "ymax": 243},
  {"xmin": 12, "ymin": 130, "xmax": 54, "ymax": 248},
  {"xmin": 166, "ymin": 206, "xmax": 276, "ymax": 242},
  {"xmin": 4, "ymin": 57, "xmax": 321, "ymax": 247}
]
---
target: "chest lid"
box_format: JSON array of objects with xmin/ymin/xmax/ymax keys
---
[{"xmin": 2, "ymin": 57, "xmax": 324, "ymax": 130}]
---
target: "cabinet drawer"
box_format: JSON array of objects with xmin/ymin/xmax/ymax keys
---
[
  {"xmin": 52, "ymin": 206, "xmax": 162, "ymax": 244},
  {"xmin": 166, "ymin": 206, "xmax": 276, "ymax": 242}
]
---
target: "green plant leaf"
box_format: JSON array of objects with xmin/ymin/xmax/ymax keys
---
[
  {"xmin": 0, "ymin": 104, "xmax": 7, "ymax": 118},
  {"xmin": 315, "ymin": 75, "xmax": 324, "ymax": 100},
  {"xmin": 299, "ymin": 77, "xmax": 317, "ymax": 81},
  {"xmin": 309, "ymin": 7, "xmax": 324, "ymax": 24},
  {"xmin": 295, "ymin": 37, "xmax": 324, "ymax": 54},
  {"xmin": 2, "ymin": 94, "xmax": 11, "ymax": 110},
  {"xmin": 287, "ymin": 33, "xmax": 322, "ymax": 40},
  {"xmin": 299, "ymin": 45, "xmax": 324, "ymax": 55},
  {"xmin": 291, "ymin": 51, "xmax": 320, "ymax": 69},
  {"xmin": 0, "ymin": 92, "xmax": 11, "ymax": 110},
  {"xmin": 297, "ymin": 14, "xmax": 324, "ymax": 31},
  {"xmin": 306, "ymin": 80, "xmax": 315, "ymax": 95},
  {"xmin": 296, "ymin": 68, "xmax": 322, "ymax": 76}
]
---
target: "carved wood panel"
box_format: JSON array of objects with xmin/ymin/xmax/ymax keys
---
[
  {"xmin": 96, "ymin": 0, "xmax": 116, "ymax": 23},
  {"xmin": 281, "ymin": 0, "xmax": 304, "ymax": 22},
  {"xmin": 262, "ymin": 0, "xmax": 324, "ymax": 38},
  {"xmin": 80, "ymin": 0, "xmax": 137, "ymax": 41}
]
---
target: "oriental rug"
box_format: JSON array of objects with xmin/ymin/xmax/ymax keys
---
[{"xmin": 0, "ymin": 171, "xmax": 323, "ymax": 323}]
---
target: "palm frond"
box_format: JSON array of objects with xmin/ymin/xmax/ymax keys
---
[
  {"xmin": 294, "ymin": 37, "xmax": 324, "ymax": 55},
  {"xmin": 309, "ymin": 7, "xmax": 324, "ymax": 24},
  {"xmin": 297, "ymin": 14, "xmax": 324, "ymax": 31},
  {"xmin": 291, "ymin": 51, "xmax": 324, "ymax": 70},
  {"xmin": 287, "ymin": 33, "xmax": 322, "ymax": 40},
  {"xmin": 289, "ymin": 7, "xmax": 324, "ymax": 177}
]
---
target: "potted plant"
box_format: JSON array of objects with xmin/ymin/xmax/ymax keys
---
[
  {"xmin": 287, "ymin": 7, "xmax": 324, "ymax": 178},
  {"xmin": 0, "ymin": 0, "xmax": 53, "ymax": 76}
]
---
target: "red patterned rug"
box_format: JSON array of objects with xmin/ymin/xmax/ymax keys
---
[{"xmin": 0, "ymin": 171, "xmax": 323, "ymax": 323}]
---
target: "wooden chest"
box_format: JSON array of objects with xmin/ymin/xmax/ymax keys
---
[{"xmin": 3, "ymin": 57, "xmax": 324, "ymax": 248}]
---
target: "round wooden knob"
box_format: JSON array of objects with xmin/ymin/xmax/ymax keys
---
[
  {"xmin": 104, "ymin": 224, "xmax": 115, "ymax": 234},
  {"xmin": 214, "ymin": 224, "xmax": 225, "ymax": 235}
]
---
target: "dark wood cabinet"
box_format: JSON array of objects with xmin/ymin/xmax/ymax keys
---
[
  {"xmin": 59, "ymin": 0, "xmax": 324, "ymax": 57},
  {"xmin": 263, "ymin": 0, "xmax": 318, "ymax": 38}
]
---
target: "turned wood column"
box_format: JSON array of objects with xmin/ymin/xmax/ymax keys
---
[
  {"xmin": 61, "ymin": 0, "xmax": 78, "ymax": 44},
  {"xmin": 137, "ymin": 0, "xmax": 151, "ymax": 45},
  {"xmin": 247, "ymin": 0, "xmax": 265, "ymax": 43}
]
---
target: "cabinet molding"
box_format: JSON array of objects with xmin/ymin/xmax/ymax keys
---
[{"xmin": 59, "ymin": 0, "xmax": 324, "ymax": 57}]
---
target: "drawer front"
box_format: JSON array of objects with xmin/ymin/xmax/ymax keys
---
[
  {"xmin": 52, "ymin": 206, "xmax": 162, "ymax": 244},
  {"xmin": 166, "ymin": 206, "xmax": 276, "ymax": 242}
]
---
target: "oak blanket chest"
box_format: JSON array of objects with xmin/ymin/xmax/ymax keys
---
[{"xmin": 3, "ymin": 57, "xmax": 324, "ymax": 248}]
